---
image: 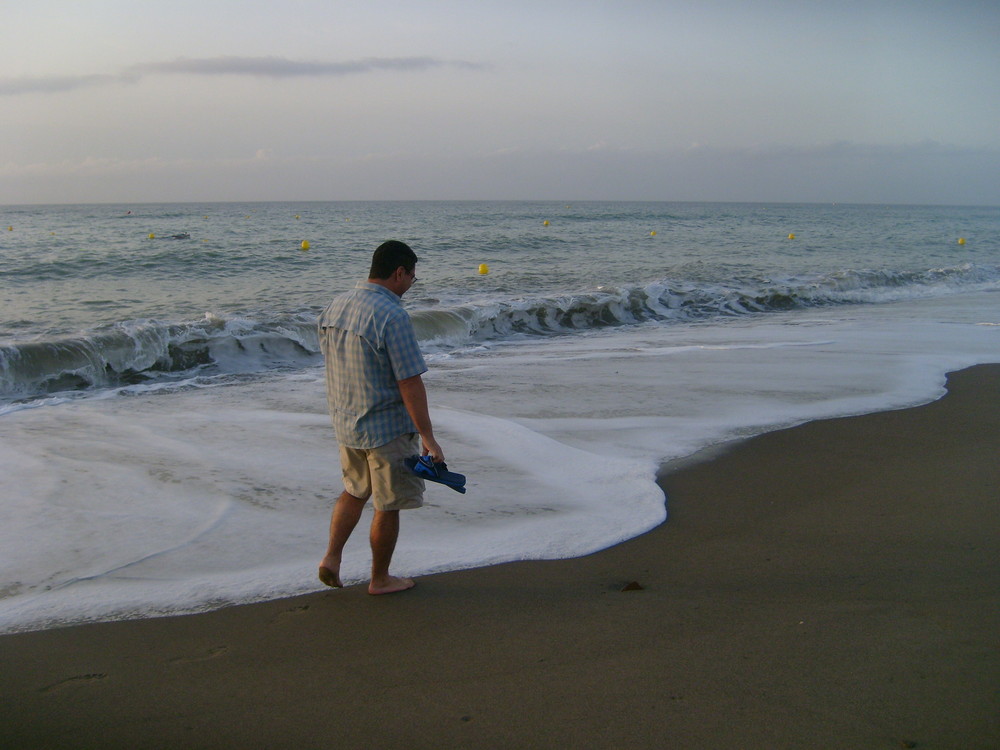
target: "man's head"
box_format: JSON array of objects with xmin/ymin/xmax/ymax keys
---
[
  {"xmin": 368, "ymin": 240, "xmax": 418, "ymax": 297},
  {"xmin": 370, "ymin": 240, "xmax": 417, "ymax": 279}
]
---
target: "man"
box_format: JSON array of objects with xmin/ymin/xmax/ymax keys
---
[{"xmin": 316, "ymin": 240, "xmax": 443, "ymax": 595}]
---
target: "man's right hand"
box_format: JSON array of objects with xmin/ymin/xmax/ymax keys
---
[{"xmin": 422, "ymin": 437, "xmax": 444, "ymax": 463}]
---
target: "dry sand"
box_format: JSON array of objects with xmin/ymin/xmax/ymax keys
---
[{"xmin": 1, "ymin": 365, "xmax": 998, "ymax": 749}]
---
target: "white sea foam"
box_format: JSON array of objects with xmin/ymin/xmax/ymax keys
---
[{"xmin": 0, "ymin": 290, "xmax": 997, "ymax": 633}]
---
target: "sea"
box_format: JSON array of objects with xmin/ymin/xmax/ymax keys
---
[{"xmin": 1, "ymin": 201, "xmax": 998, "ymax": 633}]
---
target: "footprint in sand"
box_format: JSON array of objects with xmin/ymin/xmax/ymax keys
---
[
  {"xmin": 167, "ymin": 645, "xmax": 229, "ymax": 665},
  {"xmin": 270, "ymin": 604, "xmax": 311, "ymax": 623},
  {"xmin": 40, "ymin": 673, "xmax": 108, "ymax": 693}
]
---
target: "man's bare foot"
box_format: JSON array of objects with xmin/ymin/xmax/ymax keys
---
[
  {"xmin": 318, "ymin": 565, "xmax": 342, "ymax": 588},
  {"xmin": 368, "ymin": 576, "xmax": 415, "ymax": 595}
]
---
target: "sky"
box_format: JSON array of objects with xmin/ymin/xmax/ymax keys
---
[{"xmin": 3, "ymin": 0, "xmax": 999, "ymax": 205}]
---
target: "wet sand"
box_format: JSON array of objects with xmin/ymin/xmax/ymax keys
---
[{"xmin": 1, "ymin": 365, "xmax": 998, "ymax": 749}]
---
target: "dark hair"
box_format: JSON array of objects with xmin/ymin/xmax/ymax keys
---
[{"xmin": 369, "ymin": 240, "xmax": 417, "ymax": 279}]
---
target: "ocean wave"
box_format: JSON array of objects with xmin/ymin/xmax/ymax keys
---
[
  {"xmin": 0, "ymin": 313, "xmax": 321, "ymax": 407},
  {"xmin": 413, "ymin": 261, "xmax": 1000, "ymax": 344},
  {"xmin": 1, "ymin": 262, "xmax": 996, "ymax": 407}
]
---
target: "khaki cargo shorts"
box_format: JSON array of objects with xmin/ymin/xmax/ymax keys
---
[{"xmin": 340, "ymin": 433, "xmax": 425, "ymax": 511}]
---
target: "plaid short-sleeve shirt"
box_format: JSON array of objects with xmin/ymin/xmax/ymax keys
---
[{"xmin": 318, "ymin": 281, "xmax": 427, "ymax": 449}]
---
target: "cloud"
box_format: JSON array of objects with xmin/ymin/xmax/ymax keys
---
[
  {"xmin": 5, "ymin": 140, "xmax": 998, "ymax": 205},
  {"xmin": 0, "ymin": 56, "xmax": 484, "ymax": 96},
  {"xmin": 0, "ymin": 74, "xmax": 121, "ymax": 96},
  {"xmin": 126, "ymin": 55, "xmax": 484, "ymax": 78}
]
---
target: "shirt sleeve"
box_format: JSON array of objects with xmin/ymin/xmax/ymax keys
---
[{"xmin": 383, "ymin": 311, "xmax": 427, "ymax": 382}]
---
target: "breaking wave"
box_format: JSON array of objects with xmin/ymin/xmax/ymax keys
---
[
  {"xmin": 412, "ymin": 262, "xmax": 1000, "ymax": 346},
  {"xmin": 0, "ymin": 313, "xmax": 321, "ymax": 409},
  {"xmin": 2, "ymin": 262, "xmax": 997, "ymax": 409}
]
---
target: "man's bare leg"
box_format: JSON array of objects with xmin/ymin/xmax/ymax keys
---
[
  {"xmin": 318, "ymin": 491, "xmax": 366, "ymax": 588},
  {"xmin": 368, "ymin": 509, "xmax": 415, "ymax": 595}
]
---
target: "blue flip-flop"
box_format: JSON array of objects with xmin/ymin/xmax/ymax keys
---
[{"xmin": 404, "ymin": 455, "xmax": 467, "ymax": 494}]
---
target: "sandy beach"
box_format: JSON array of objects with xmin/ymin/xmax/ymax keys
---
[{"xmin": 1, "ymin": 364, "xmax": 997, "ymax": 749}]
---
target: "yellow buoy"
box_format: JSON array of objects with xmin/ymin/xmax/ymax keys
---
[
  {"xmin": 300, "ymin": 240, "xmax": 310, "ymax": 251},
  {"xmin": 650, "ymin": 230, "xmax": 657, "ymax": 237},
  {"xmin": 543, "ymin": 220, "xmax": 550, "ymax": 226},
  {"xmin": 787, "ymin": 233, "xmax": 796, "ymax": 240},
  {"xmin": 958, "ymin": 237, "xmax": 966, "ymax": 245},
  {"xmin": 7, "ymin": 226, "xmax": 12, "ymax": 231},
  {"xmin": 148, "ymin": 233, "xmax": 155, "ymax": 239},
  {"xmin": 295, "ymin": 215, "xmax": 300, "ymax": 220},
  {"xmin": 478, "ymin": 263, "xmax": 490, "ymax": 275}
]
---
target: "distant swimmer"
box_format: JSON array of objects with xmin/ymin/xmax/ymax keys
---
[{"xmin": 149, "ymin": 232, "xmax": 191, "ymax": 239}]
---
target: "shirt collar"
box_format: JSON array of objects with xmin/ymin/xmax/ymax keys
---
[{"xmin": 356, "ymin": 279, "xmax": 402, "ymax": 302}]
